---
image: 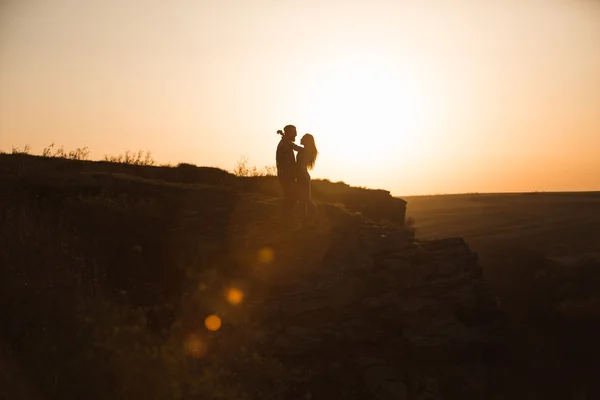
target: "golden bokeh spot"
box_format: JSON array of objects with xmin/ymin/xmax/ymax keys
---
[
  {"xmin": 258, "ymin": 247, "xmax": 275, "ymax": 264},
  {"xmin": 226, "ymin": 288, "xmax": 244, "ymax": 305},
  {"xmin": 204, "ymin": 315, "xmax": 222, "ymax": 331},
  {"xmin": 183, "ymin": 334, "xmax": 207, "ymax": 358}
]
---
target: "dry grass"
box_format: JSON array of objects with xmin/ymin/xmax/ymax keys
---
[
  {"xmin": 0, "ymin": 168, "xmax": 288, "ymax": 399},
  {"xmin": 232, "ymin": 156, "xmax": 276, "ymax": 177}
]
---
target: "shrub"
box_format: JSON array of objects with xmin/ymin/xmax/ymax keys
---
[
  {"xmin": 11, "ymin": 144, "xmax": 31, "ymax": 154},
  {"xmin": 104, "ymin": 150, "xmax": 155, "ymax": 166},
  {"xmin": 233, "ymin": 156, "xmax": 276, "ymax": 177},
  {"xmin": 41, "ymin": 143, "xmax": 90, "ymax": 160}
]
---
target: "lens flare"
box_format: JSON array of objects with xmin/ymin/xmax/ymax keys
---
[
  {"xmin": 226, "ymin": 288, "xmax": 244, "ymax": 305},
  {"xmin": 204, "ymin": 315, "xmax": 222, "ymax": 331},
  {"xmin": 198, "ymin": 282, "xmax": 208, "ymax": 291},
  {"xmin": 258, "ymin": 247, "xmax": 274, "ymax": 264},
  {"xmin": 183, "ymin": 334, "xmax": 207, "ymax": 358}
]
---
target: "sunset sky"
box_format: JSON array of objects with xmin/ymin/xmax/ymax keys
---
[{"xmin": 1, "ymin": 0, "xmax": 599, "ymax": 195}]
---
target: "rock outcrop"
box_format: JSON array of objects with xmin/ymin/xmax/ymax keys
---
[
  {"xmin": 312, "ymin": 180, "xmax": 407, "ymax": 225},
  {"xmin": 233, "ymin": 207, "xmax": 504, "ymax": 399}
]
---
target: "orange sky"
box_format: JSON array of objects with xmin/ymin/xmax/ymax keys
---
[{"xmin": 1, "ymin": 0, "xmax": 599, "ymax": 195}]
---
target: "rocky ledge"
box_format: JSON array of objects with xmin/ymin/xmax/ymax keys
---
[{"xmin": 237, "ymin": 211, "xmax": 505, "ymax": 400}]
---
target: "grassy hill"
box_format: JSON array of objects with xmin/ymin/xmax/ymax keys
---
[{"xmin": 0, "ymin": 153, "xmax": 433, "ymax": 399}]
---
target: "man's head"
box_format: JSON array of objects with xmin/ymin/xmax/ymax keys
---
[{"xmin": 282, "ymin": 125, "xmax": 297, "ymax": 142}]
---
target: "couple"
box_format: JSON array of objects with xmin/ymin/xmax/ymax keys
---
[{"xmin": 275, "ymin": 124, "xmax": 319, "ymax": 229}]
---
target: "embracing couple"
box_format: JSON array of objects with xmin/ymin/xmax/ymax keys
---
[{"xmin": 275, "ymin": 124, "xmax": 319, "ymax": 229}]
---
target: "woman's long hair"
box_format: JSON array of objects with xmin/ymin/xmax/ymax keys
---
[{"xmin": 302, "ymin": 134, "xmax": 318, "ymax": 170}]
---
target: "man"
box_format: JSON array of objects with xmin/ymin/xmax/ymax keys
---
[{"xmin": 276, "ymin": 125, "xmax": 299, "ymax": 224}]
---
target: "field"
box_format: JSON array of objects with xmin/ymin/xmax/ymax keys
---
[
  {"xmin": 404, "ymin": 192, "xmax": 600, "ymax": 397},
  {"xmin": 404, "ymin": 192, "xmax": 600, "ymax": 259},
  {"xmin": 404, "ymin": 192, "xmax": 600, "ymax": 310}
]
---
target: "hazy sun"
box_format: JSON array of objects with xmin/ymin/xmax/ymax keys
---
[{"xmin": 302, "ymin": 59, "xmax": 428, "ymax": 175}]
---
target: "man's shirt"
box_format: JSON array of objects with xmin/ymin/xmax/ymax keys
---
[{"xmin": 276, "ymin": 138, "xmax": 296, "ymax": 181}]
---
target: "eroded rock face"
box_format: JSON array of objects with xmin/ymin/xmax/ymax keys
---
[
  {"xmin": 253, "ymin": 217, "xmax": 504, "ymax": 399},
  {"xmin": 312, "ymin": 180, "xmax": 408, "ymax": 225}
]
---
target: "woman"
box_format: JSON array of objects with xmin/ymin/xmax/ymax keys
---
[{"xmin": 294, "ymin": 133, "xmax": 319, "ymax": 227}]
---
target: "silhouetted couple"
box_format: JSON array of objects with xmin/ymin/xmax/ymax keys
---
[{"xmin": 276, "ymin": 125, "xmax": 319, "ymax": 230}]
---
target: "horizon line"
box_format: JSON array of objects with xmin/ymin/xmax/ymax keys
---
[
  {"xmin": 1, "ymin": 152, "xmax": 598, "ymax": 198},
  {"xmin": 397, "ymin": 190, "xmax": 600, "ymax": 197}
]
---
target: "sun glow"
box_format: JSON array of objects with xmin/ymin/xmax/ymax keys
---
[{"xmin": 301, "ymin": 58, "xmax": 429, "ymax": 179}]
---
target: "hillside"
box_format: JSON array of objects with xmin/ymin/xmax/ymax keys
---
[{"xmin": 2, "ymin": 154, "xmax": 504, "ymax": 399}]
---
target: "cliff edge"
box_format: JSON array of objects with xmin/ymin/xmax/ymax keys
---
[{"xmin": 0, "ymin": 154, "xmax": 502, "ymax": 400}]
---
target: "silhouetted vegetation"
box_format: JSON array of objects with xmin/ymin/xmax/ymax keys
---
[
  {"xmin": 42, "ymin": 143, "xmax": 90, "ymax": 160},
  {"xmin": 10, "ymin": 144, "xmax": 31, "ymax": 154},
  {"xmin": 104, "ymin": 149, "xmax": 155, "ymax": 166},
  {"xmin": 233, "ymin": 155, "xmax": 276, "ymax": 177}
]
